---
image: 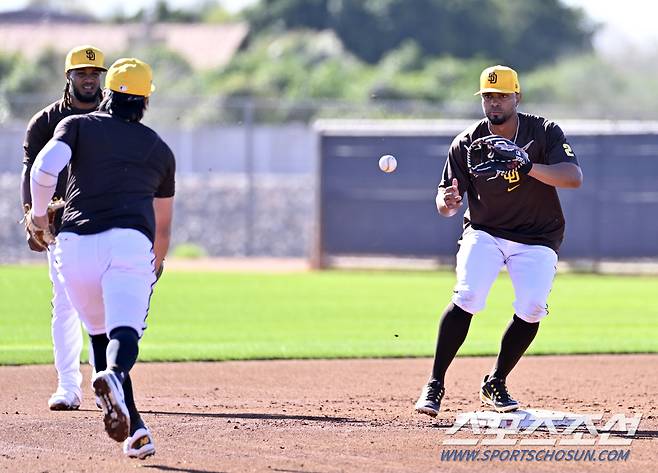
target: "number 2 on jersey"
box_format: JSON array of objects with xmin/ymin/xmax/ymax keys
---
[{"xmin": 563, "ymin": 143, "xmax": 575, "ymax": 157}]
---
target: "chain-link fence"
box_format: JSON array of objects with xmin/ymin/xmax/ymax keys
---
[{"xmin": 3, "ymin": 95, "xmax": 658, "ymax": 267}]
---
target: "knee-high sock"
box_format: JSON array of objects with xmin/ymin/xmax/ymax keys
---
[
  {"xmin": 430, "ymin": 302, "xmax": 473, "ymax": 384},
  {"xmin": 122, "ymin": 373, "xmax": 145, "ymax": 435},
  {"xmin": 107, "ymin": 327, "xmax": 139, "ymax": 381},
  {"xmin": 90, "ymin": 334, "xmax": 109, "ymax": 372},
  {"xmin": 100, "ymin": 328, "xmax": 143, "ymax": 434},
  {"xmin": 491, "ymin": 314, "xmax": 539, "ymax": 380}
]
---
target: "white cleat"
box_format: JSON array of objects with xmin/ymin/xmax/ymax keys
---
[
  {"xmin": 92, "ymin": 370, "xmax": 130, "ymax": 442},
  {"xmin": 48, "ymin": 389, "xmax": 81, "ymax": 411},
  {"xmin": 123, "ymin": 427, "xmax": 156, "ymax": 459}
]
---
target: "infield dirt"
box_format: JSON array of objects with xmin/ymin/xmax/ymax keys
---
[{"xmin": 0, "ymin": 355, "xmax": 656, "ymax": 472}]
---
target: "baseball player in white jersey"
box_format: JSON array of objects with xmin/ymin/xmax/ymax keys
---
[
  {"xmin": 28, "ymin": 58, "xmax": 175, "ymax": 459},
  {"xmin": 415, "ymin": 65, "xmax": 583, "ymax": 416},
  {"xmin": 22, "ymin": 45, "xmax": 107, "ymax": 410}
]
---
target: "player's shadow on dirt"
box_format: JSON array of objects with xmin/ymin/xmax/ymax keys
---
[
  {"xmin": 142, "ymin": 409, "xmax": 365, "ymax": 424},
  {"xmin": 142, "ymin": 467, "xmax": 325, "ymax": 473},
  {"xmin": 142, "ymin": 466, "xmax": 226, "ymax": 473}
]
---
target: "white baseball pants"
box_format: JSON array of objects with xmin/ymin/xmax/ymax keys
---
[
  {"xmin": 452, "ymin": 229, "xmax": 558, "ymax": 322},
  {"xmin": 47, "ymin": 248, "xmax": 83, "ymax": 396},
  {"xmin": 53, "ymin": 228, "xmax": 156, "ymax": 338}
]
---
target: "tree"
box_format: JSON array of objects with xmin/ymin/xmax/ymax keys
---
[
  {"xmin": 245, "ymin": 0, "xmax": 330, "ymax": 31},
  {"xmin": 245, "ymin": 0, "xmax": 594, "ymax": 70}
]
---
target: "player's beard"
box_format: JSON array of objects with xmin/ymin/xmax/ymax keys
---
[
  {"xmin": 70, "ymin": 82, "xmax": 98, "ymax": 103},
  {"xmin": 486, "ymin": 110, "xmax": 512, "ymax": 126}
]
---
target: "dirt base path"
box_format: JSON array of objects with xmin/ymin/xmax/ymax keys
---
[{"xmin": 0, "ymin": 355, "xmax": 656, "ymax": 473}]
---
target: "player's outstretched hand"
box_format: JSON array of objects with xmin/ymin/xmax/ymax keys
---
[{"xmin": 443, "ymin": 178, "xmax": 463, "ymax": 210}]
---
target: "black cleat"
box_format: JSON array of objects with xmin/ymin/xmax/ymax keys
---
[
  {"xmin": 480, "ymin": 375, "xmax": 520, "ymax": 412},
  {"xmin": 415, "ymin": 380, "xmax": 445, "ymax": 417}
]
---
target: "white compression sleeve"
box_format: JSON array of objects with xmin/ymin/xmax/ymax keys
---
[{"xmin": 30, "ymin": 139, "xmax": 72, "ymax": 216}]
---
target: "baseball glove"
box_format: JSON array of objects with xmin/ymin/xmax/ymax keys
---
[
  {"xmin": 21, "ymin": 198, "xmax": 65, "ymax": 252},
  {"xmin": 466, "ymin": 135, "xmax": 532, "ymax": 179}
]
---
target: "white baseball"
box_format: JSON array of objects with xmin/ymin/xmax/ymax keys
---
[{"xmin": 379, "ymin": 154, "xmax": 397, "ymax": 173}]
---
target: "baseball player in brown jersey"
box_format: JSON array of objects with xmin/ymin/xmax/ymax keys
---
[
  {"xmin": 28, "ymin": 58, "xmax": 175, "ymax": 459},
  {"xmin": 22, "ymin": 45, "xmax": 106, "ymax": 410},
  {"xmin": 415, "ymin": 65, "xmax": 583, "ymax": 416}
]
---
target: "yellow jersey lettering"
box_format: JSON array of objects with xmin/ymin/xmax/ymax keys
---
[{"xmin": 503, "ymin": 170, "xmax": 520, "ymax": 183}]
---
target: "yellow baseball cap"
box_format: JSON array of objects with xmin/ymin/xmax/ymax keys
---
[
  {"xmin": 475, "ymin": 65, "xmax": 520, "ymax": 95},
  {"xmin": 65, "ymin": 45, "xmax": 107, "ymax": 72},
  {"xmin": 105, "ymin": 58, "xmax": 155, "ymax": 97}
]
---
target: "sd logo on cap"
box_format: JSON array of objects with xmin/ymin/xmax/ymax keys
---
[
  {"xmin": 475, "ymin": 65, "xmax": 520, "ymax": 95},
  {"xmin": 65, "ymin": 45, "xmax": 107, "ymax": 73}
]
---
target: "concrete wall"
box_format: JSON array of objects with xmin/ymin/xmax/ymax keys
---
[
  {"xmin": 3, "ymin": 120, "xmax": 658, "ymax": 264},
  {"xmin": 315, "ymin": 120, "xmax": 658, "ymax": 264}
]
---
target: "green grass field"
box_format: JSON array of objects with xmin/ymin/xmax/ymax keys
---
[{"xmin": 1, "ymin": 265, "xmax": 656, "ymax": 365}]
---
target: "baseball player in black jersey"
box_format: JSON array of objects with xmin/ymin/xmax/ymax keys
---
[
  {"xmin": 22, "ymin": 45, "xmax": 106, "ymax": 411},
  {"xmin": 415, "ymin": 65, "xmax": 583, "ymax": 417},
  {"xmin": 28, "ymin": 58, "xmax": 175, "ymax": 459}
]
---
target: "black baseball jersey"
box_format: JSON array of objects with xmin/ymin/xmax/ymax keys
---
[
  {"xmin": 53, "ymin": 111, "xmax": 176, "ymax": 243},
  {"xmin": 439, "ymin": 113, "xmax": 580, "ymax": 252},
  {"xmin": 23, "ymin": 100, "xmax": 95, "ymax": 230}
]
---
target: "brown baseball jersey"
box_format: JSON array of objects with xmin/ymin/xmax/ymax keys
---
[
  {"xmin": 53, "ymin": 111, "xmax": 176, "ymax": 243},
  {"xmin": 439, "ymin": 112, "xmax": 580, "ymax": 252},
  {"xmin": 23, "ymin": 100, "xmax": 95, "ymax": 230}
]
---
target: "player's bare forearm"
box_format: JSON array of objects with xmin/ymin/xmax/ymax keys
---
[
  {"xmin": 21, "ymin": 164, "xmax": 32, "ymax": 207},
  {"xmin": 153, "ymin": 232, "xmax": 170, "ymax": 271},
  {"xmin": 527, "ymin": 162, "xmax": 583, "ymax": 188},
  {"xmin": 153, "ymin": 221, "xmax": 171, "ymax": 271},
  {"xmin": 153, "ymin": 197, "xmax": 174, "ymax": 272}
]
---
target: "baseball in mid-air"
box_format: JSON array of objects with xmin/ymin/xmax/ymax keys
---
[{"xmin": 379, "ymin": 154, "xmax": 397, "ymax": 173}]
